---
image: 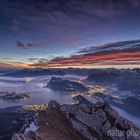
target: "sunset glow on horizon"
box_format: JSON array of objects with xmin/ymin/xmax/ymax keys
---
[{"xmin": 0, "ymin": 0, "xmax": 140, "ymax": 69}]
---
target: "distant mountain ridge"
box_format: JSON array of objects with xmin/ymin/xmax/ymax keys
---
[
  {"xmin": 2, "ymin": 68, "xmax": 66, "ymax": 77},
  {"xmin": 1, "ymin": 68, "xmax": 140, "ymax": 77}
]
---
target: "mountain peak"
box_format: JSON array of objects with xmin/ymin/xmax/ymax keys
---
[{"xmin": 12, "ymin": 96, "xmax": 140, "ymax": 140}]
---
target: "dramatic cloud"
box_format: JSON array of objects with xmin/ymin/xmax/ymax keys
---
[
  {"xmin": 0, "ymin": 61, "xmax": 32, "ymax": 68},
  {"xmin": 29, "ymin": 39, "xmax": 140, "ymax": 68},
  {"xmin": 0, "ymin": 0, "xmax": 140, "ymax": 68},
  {"xmin": 0, "ymin": 62, "xmax": 17, "ymax": 68},
  {"xmin": 76, "ymin": 40, "xmax": 140, "ymax": 54},
  {"xmin": 1, "ymin": 0, "xmax": 137, "ymax": 43}
]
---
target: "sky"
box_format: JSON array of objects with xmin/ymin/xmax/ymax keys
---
[{"xmin": 0, "ymin": 0, "xmax": 140, "ymax": 68}]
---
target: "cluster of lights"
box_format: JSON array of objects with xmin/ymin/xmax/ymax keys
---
[
  {"xmin": 23, "ymin": 104, "xmax": 47, "ymax": 111},
  {"xmin": 70, "ymin": 85, "xmax": 106, "ymax": 98}
]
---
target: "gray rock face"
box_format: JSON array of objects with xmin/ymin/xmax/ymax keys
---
[
  {"xmin": 12, "ymin": 96, "xmax": 140, "ymax": 140},
  {"xmin": 66, "ymin": 98, "xmax": 140, "ymax": 140},
  {"xmin": 73, "ymin": 95, "xmax": 93, "ymax": 105},
  {"xmin": 48, "ymin": 100, "xmax": 60, "ymax": 110}
]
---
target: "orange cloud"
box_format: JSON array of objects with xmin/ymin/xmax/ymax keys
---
[
  {"xmin": 0, "ymin": 61, "xmax": 33, "ymax": 69},
  {"xmin": 29, "ymin": 50, "xmax": 140, "ymax": 68}
]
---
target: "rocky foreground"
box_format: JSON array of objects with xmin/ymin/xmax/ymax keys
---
[{"xmin": 12, "ymin": 96, "xmax": 140, "ymax": 140}]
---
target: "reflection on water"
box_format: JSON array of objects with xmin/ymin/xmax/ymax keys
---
[{"xmin": 0, "ymin": 75, "xmax": 85, "ymax": 108}]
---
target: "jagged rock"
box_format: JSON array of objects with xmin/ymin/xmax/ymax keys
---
[
  {"xmin": 48, "ymin": 100, "xmax": 60, "ymax": 110},
  {"xmin": 73, "ymin": 95, "xmax": 93, "ymax": 105},
  {"xmin": 12, "ymin": 96, "xmax": 140, "ymax": 140}
]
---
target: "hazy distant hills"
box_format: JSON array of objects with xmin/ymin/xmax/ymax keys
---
[
  {"xmin": 47, "ymin": 77, "xmax": 88, "ymax": 92},
  {"xmin": 0, "ymin": 68, "xmax": 20, "ymax": 75},
  {"xmin": 86, "ymin": 68, "xmax": 140, "ymax": 93},
  {"xmin": 1, "ymin": 67, "xmax": 140, "ymax": 77},
  {"xmin": 0, "ymin": 68, "xmax": 93, "ymax": 77},
  {"xmin": 2, "ymin": 68, "xmax": 66, "ymax": 77}
]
